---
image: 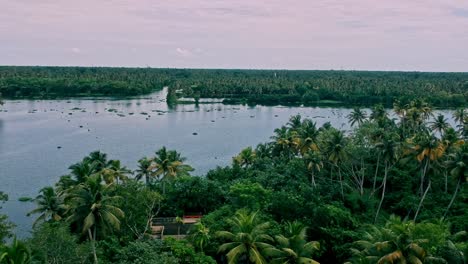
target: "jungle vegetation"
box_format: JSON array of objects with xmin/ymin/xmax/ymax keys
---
[
  {"xmin": 1, "ymin": 100, "xmax": 468, "ymax": 263},
  {"xmin": 1, "ymin": 66, "xmax": 468, "ymax": 107}
]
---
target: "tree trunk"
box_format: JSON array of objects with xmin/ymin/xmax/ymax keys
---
[
  {"xmin": 414, "ymin": 180, "xmax": 431, "ymax": 222},
  {"xmin": 311, "ymin": 171, "xmax": 316, "ymax": 188},
  {"xmin": 338, "ymin": 167, "xmax": 344, "ymax": 200},
  {"xmin": 443, "ymin": 177, "xmax": 461, "ymax": 219},
  {"xmin": 373, "ymin": 152, "xmax": 381, "ymax": 194},
  {"xmin": 88, "ymin": 228, "xmax": 98, "ymax": 264},
  {"xmin": 374, "ymin": 162, "xmax": 388, "ymax": 223},
  {"xmin": 420, "ymin": 159, "xmax": 430, "ymax": 196}
]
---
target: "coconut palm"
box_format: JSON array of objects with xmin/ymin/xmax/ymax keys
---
[
  {"xmin": 323, "ymin": 129, "xmax": 348, "ymax": 199},
  {"xmin": 84, "ymin": 151, "xmax": 109, "ymax": 171},
  {"xmin": 0, "ymin": 237, "xmax": 31, "ymax": 264},
  {"xmin": 303, "ymin": 151, "xmax": 323, "ymax": 188},
  {"xmin": 443, "ymin": 145, "xmax": 468, "ymax": 218},
  {"xmin": 374, "ymin": 133, "xmax": 400, "ymax": 223},
  {"xmin": 217, "ymin": 210, "xmax": 274, "ymax": 264},
  {"xmin": 135, "ymin": 157, "xmax": 154, "ymax": 185},
  {"xmin": 408, "ymin": 132, "xmax": 446, "ymax": 221},
  {"xmin": 267, "ymin": 221, "xmax": 320, "ymax": 264},
  {"xmin": 293, "ymin": 120, "xmax": 319, "ymax": 156},
  {"xmin": 27, "ymin": 187, "xmax": 66, "ymax": 227},
  {"xmin": 287, "ymin": 115, "xmax": 302, "ymax": 131},
  {"xmin": 66, "ymin": 174, "xmax": 124, "ymax": 263},
  {"xmin": 369, "ymin": 105, "xmax": 387, "ymax": 122},
  {"xmin": 349, "ymin": 216, "xmax": 428, "ymax": 264},
  {"xmin": 234, "ymin": 147, "xmax": 257, "ymax": 168},
  {"xmin": 347, "ymin": 108, "xmax": 367, "ymax": 127},
  {"xmin": 151, "ymin": 147, "xmax": 194, "ymax": 194},
  {"xmin": 189, "ymin": 222, "xmax": 210, "ymax": 252},
  {"xmin": 101, "ymin": 160, "xmax": 131, "ymax": 185},
  {"xmin": 68, "ymin": 161, "xmax": 98, "ymax": 183},
  {"xmin": 430, "ymin": 114, "xmax": 449, "ymax": 135},
  {"xmin": 453, "ymin": 109, "xmax": 466, "ymax": 126}
]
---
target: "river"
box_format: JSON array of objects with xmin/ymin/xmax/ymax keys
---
[{"xmin": 0, "ymin": 89, "xmax": 456, "ymax": 236}]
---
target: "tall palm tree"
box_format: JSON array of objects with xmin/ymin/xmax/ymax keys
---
[
  {"xmin": 135, "ymin": 157, "xmax": 153, "ymax": 185},
  {"xmin": 409, "ymin": 132, "xmax": 446, "ymax": 221},
  {"xmin": 347, "ymin": 108, "xmax": 367, "ymax": 127},
  {"xmin": 217, "ymin": 210, "xmax": 274, "ymax": 264},
  {"xmin": 323, "ymin": 130, "xmax": 348, "ymax": 199},
  {"xmin": 101, "ymin": 160, "xmax": 131, "ymax": 185},
  {"xmin": 151, "ymin": 147, "xmax": 194, "ymax": 194},
  {"xmin": 430, "ymin": 114, "xmax": 449, "ymax": 135},
  {"xmin": 374, "ymin": 134, "xmax": 400, "ymax": 223},
  {"xmin": 27, "ymin": 187, "xmax": 66, "ymax": 227},
  {"xmin": 293, "ymin": 120, "xmax": 319, "ymax": 156},
  {"xmin": 303, "ymin": 151, "xmax": 323, "ymax": 188},
  {"xmin": 266, "ymin": 221, "xmax": 320, "ymax": 264},
  {"xmin": 0, "ymin": 237, "xmax": 31, "ymax": 264},
  {"xmin": 233, "ymin": 147, "xmax": 257, "ymax": 168},
  {"xmin": 453, "ymin": 108, "xmax": 466, "ymax": 126},
  {"xmin": 443, "ymin": 145, "xmax": 468, "ymax": 218},
  {"xmin": 66, "ymin": 175, "xmax": 124, "ymax": 263}
]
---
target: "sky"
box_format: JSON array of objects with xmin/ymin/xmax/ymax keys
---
[{"xmin": 1, "ymin": 0, "xmax": 468, "ymax": 71}]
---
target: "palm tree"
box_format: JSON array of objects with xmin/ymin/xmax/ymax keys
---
[
  {"xmin": 303, "ymin": 151, "xmax": 323, "ymax": 188},
  {"xmin": 151, "ymin": 147, "xmax": 194, "ymax": 194},
  {"xmin": 349, "ymin": 216, "xmax": 428, "ymax": 264},
  {"xmin": 27, "ymin": 187, "xmax": 66, "ymax": 227},
  {"xmin": 443, "ymin": 145, "xmax": 468, "ymax": 218},
  {"xmin": 287, "ymin": 115, "xmax": 302, "ymax": 131},
  {"xmin": 233, "ymin": 147, "xmax": 257, "ymax": 168},
  {"xmin": 68, "ymin": 161, "xmax": 98, "ymax": 183},
  {"xmin": 294, "ymin": 120, "xmax": 319, "ymax": 156},
  {"xmin": 453, "ymin": 108, "xmax": 466, "ymax": 126},
  {"xmin": 266, "ymin": 221, "xmax": 320, "ymax": 264},
  {"xmin": 369, "ymin": 104, "xmax": 387, "ymax": 122},
  {"xmin": 323, "ymin": 130, "xmax": 348, "ymax": 199},
  {"xmin": 374, "ymin": 134, "xmax": 399, "ymax": 223},
  {"xmin": 66, "ymin": 175, "xmax": 124, "ymax": 263},
  {"xmin": 84, "ymin": 151, "xmax": 109, "ymax": 171},
  {"xmin": 135, "ymin": 157, "xmax": 153, "ymax": 185},
  {"xmin": 189, "ymin": 222, "xmax": 210, "ymax": 252},
  {"xmin": 0, "ymin": 237, "xmax": 31, "ymax": 264},
  {"xmin": 347, "ymin": 108, "xmax": 367, "ymax": 127},
  {"xmin": 409, "ymin": 132, "xmax": 446, "ymax": 221},
  {"xmin": 430, "ymin": 114, "xmax": 449, "ymax": 135},
  {"xmin": 101, "ymin": 160, "xmax": 131, "ymax": 185},
  {"xmin": 217, "ymin": 210, "xmax": 274, "ymax": 264}
]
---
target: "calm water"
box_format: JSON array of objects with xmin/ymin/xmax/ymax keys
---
[{"xmin": 0, "ymin": 90, "xmax": 455, "ymax": 236}]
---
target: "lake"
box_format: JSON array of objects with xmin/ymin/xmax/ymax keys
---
[{"xmin": 0, "ymin": 89, "xmax": 456, "ymax": 236}]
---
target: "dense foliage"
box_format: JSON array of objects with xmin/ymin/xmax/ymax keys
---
[
  {"xmin": 1, "ymin": 100, "xmax": 468, "ymax": 263},
  {"xmin": 1, "ymin": 66, "xmax": 468, "ymax": 106}
]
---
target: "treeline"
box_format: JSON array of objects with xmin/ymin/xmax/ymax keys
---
[
  {"xmin": 1, "ymin": 101, "xmax": 468, "ymax": 264},
  {"xmin": 1, "ymin": 66, "xmax": 468, "ymax": 106},
  {"xmin": 0, "ymin": 66, "xmax": 172, "ymax": 98}
]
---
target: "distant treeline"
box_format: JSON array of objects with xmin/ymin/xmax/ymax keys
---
[
  {"xmin": 1, "ymin": 66, "xmax": 468, "ymax": 106},
  {"xmin": 0, "ymin": 66, "xmax": 172, "ymax": 98}
]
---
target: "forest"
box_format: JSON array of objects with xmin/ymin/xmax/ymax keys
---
[
  {"xmin": 1, "ymin": 66, "xmax": 468, "ymax": 107},
  {"xmin": 1, "ymin": 100, "xmax": 467, "ymax": 264}
]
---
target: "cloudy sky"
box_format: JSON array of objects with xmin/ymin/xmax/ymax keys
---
[{"xmin": 1, "ymin": 0, "xmax": 468, "ymax": 71}]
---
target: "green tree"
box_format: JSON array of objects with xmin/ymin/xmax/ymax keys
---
[
  {"xmin": 347, "ymin": 108, "xmax": 367, "ymax": 127},
  {"xmin": 27, "ymin": 187, "xmax": 66, "ymax": 228},
  {"xmin": 267, "ymin": 221, "xmax": 320, "ymax": 264},
  {"xmin": 217, "ymin": 210, "xmax": 274, "ymax": 264},
  {"xmin": 0, "ymin": 237, "xmax": 31, "ymax": 264},
  {"xmin": 135, "ymin": 157, "xmax": 153, "ymax": 185},
  {"xmin": 66, "ymin": 175, "xmax": 124, "ymax": 263}
]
